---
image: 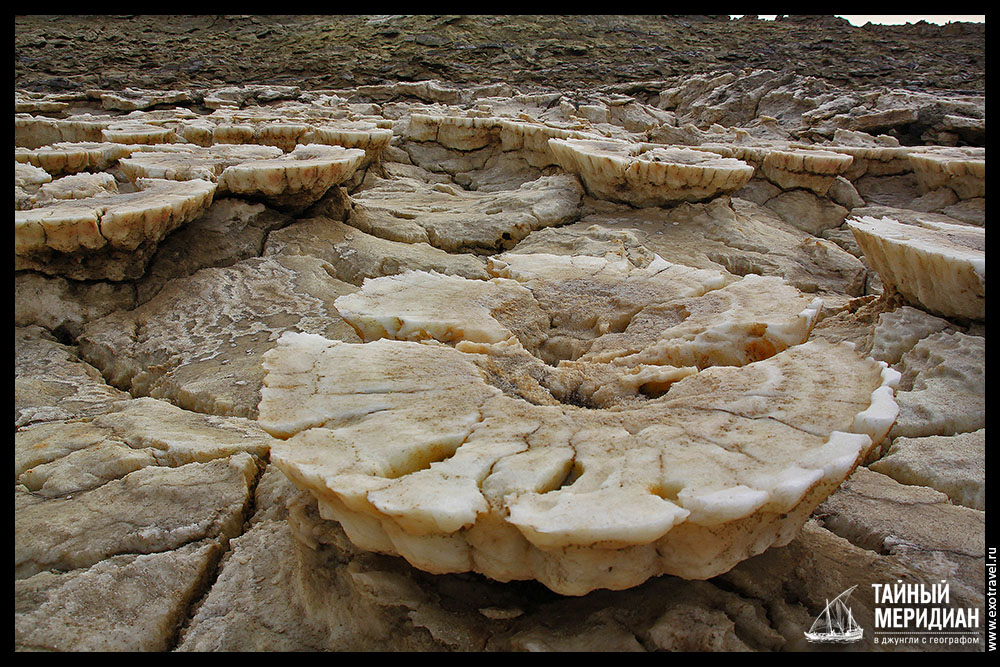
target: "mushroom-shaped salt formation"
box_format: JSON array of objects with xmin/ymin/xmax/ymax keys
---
[
  {"xmin": 302, "ymin": 121, "xmax": 393, "ymax": 165},
  {"xmin": 258, "ymin": 262, "xmax": 898, "ymax": 596},
  {"xmin": 847, "ymin": 216, "xmax": 985, "ymax": 321},
  {"xmin": 15, "ymin": 142, "xmax": 137, "ymax": 176},
  {"xmin": 549, "ymin": 138, "xmax": 754, "ymax": 207},
  {"xmin": 217, "ymin": 144, "xmax": 367, "ymax": 209},
  {"xmin": 15, "ymin": 178, "xmax": 216, "ymax": 281},
  {"xmin": 908, "ymin": 147, "xmax": 985, "ymax": 200}
]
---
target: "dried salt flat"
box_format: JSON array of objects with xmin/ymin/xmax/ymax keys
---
[
  {"xmin": 259, "ymin": 264, "xmax": 898, "ymax": 595},
  {"xmin": 695, "ymin": 142, "xmax": 855, "ymax": 196},
  {"xmin": 847, "ymin": 215, "xmax": 985, "ymax": 320}
]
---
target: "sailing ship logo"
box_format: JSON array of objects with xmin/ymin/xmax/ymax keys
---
[{"xmin": 804, "ymin": 585, "xmax": 864, "ymax": 643}]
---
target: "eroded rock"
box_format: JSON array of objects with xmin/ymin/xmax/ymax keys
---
[
  {"xmin": 14, "ymin": 452, "xmax": 259, "ymax": 580},
  {"xmin": 77, "ymin": 255, "xmax": 361, "ymax": 418},
  {"xmin": 348, "ymin": 173, "xmax": 583, "ymax": 253}
]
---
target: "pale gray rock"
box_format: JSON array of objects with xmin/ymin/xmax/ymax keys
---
[
  {"xmin": 15, "ymin": 326, "xmax": 130, "ymax": 428},
  {"xmin": 816, "ymin": 467, "xmax": 985, "ymax": 606},
  {"xmin": 890, "ymin": 331, "xmax": 985, "ymax": 439},
  {"xmin": 15, "ymin": 271, "xmax": 137, "ymax": 339},
  {"xmin": 763, "ymin": 189, "xmax": 849, "ymax": 236},
  {"xmin": 730, "ymin": 178, "xmax": 781, "ymax": 206},
  {"xmin": 14, "ymin": 453, "xmax": 259, "ymax": 580},
  {"xmin": 77, "ymin": 255, "xmax": 360, "ymax": 418},
  {"xmin": 402, "ymin": 141, "xmax": 495, "ymax": 176},
  {"xmin": 15, "ymin": 540, "xmax": 221, "ymax": 652},
  {"xmin": 908, "ymin": 186, "xmax": 960, "ymax": 213},
  {"xmin": 870, "ymin": 430, "xmax": 985, "ymax": 511},
  {"xmin": 819, "ymin": 226, "xmax": 863, "ymax": 258},
  {"xmin": 264, "ymin": 215, "xmax": 488, "ymax": 285},
  {"xmin": 533, "ymin": 196, "xmax": 866, "ymax": 297},
  {"xmin": 348, "ymin": 173, "xmax": 584, "ymax": 253},
  {"xmin": 868, "ymin": 305, "xmax": 955, "ymax": 365},
  {"xmin": 826, "ymin": 175, "xmax": 865, "ymax": 210},
  {"xmin": 941, "ymin": 197, "xmax": 986, "ymax": 227},
  {"xmin": 853, "ymin": 173, "xmax": 922, "ymax": 208},
  {"xmin": 137, "ymin": 197, "xmax": 291, "ymax": 304}
]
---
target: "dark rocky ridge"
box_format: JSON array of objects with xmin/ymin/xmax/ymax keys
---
[{"xmin": 15, "ymin": 14, "xmax": 985, "ymax": 95}]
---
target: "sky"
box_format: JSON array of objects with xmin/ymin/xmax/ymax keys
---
[{"xmin": 730, "ymin": 15, "xmax": 985, "ymax": 25}]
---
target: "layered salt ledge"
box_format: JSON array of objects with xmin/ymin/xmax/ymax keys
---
[
  {"xmin": 259, "ymin": 331, "xmax": 897, "ymax": 596},
  {"xmin": 406, "ymin": 113, "xmax": 597, "ymax": 167},
  {"xmin": 757, "ymin": 148, "xmax": 853, "ymax": 196},
  {"xmin": 191, "ymin": 110, "xmax": 393, "ymax": 162},
  {"xmin": 14, "ymin": 178, "xmax": 216, "ymax": 279},
  {"xmin": 258, "ymin": 261, "xmax": 895, "ymax": 595},
  {"xmin": 908, "ymin": 147, "xmax": 986, "ymax": 199},
  {"xmin": 848, "ymin": 215, "xmax": 985, "ymax": 321},
  {"xmin": 119, "ymin": 143, "xmax": 365, "ymax": 207},
  {"xmin": 218, "ymin": 144, "xmax": 367, "ymax": 208},
  {"xmin": 118, "ymin": 144, "xmax": 285, "ymax": 184},
  {"xmin": 549, "ymin": 138, "xmax": 754, "ymax": 207},
  {"xmin": 792, "ymin": 130, "xmax": 914, "ymax": 180},
  {"xmin": 15, "ymin": 142, "xmax": 137, "ymax": 176}
]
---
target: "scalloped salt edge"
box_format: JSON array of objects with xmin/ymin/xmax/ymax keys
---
[{"xmin": 264, "ymin": 333, "xmax": 899, "ymax": 592}]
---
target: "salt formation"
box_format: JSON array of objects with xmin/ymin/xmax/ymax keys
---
[
  {"xmin": 259, "ymin": 261, "xmax": 898, "ymax": 595},
  {"xmin": 847, "ymin": 215, "xmax": 985, "ymax": 320},
  {"xmin": 15, "ymin": 178, "xmax": 217, "ymax": 280},
  {"xmin": 908, "ymin": 147, "xmax": 986, "ymax": 199},
  {"xmin": 347, "ymin": 173, "xmax": 583, "ymax": 252},
  {"xmin": 549, "ymin": 138, "xmax": 754, "ymax": 207},
  {"xmin": 12, "ymin": 46, "xmax": 986, "ymax": 648},
  {"xmin": 15, "ymin": 142, "xmax": 136, "ymax": 175}
]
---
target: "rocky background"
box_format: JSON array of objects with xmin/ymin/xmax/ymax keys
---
[
  {"xmin": 14, "ymin": 15, "xmax": 986, "ymax": 653},
  {"xmin": 15, "ymin": 14, "xmax": 985, "ymax": 94}
]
